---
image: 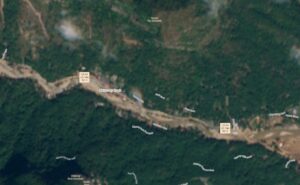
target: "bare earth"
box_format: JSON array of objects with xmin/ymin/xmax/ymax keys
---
[
  {"xmin": 22, "ymin": 0, "xmax": 50, "ymax": 40},
  {"xmin": 0, "ymin": 0, "xmax": 4, "ymax": 28},
  {"xmin": 0, "ymin": 59, "xmax": 300, "ymax": 164}
]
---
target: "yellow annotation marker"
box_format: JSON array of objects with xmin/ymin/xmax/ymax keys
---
[
  {"xmin": 79, "ymin": 72, "xmax": 90, "ymax": 83},
  {"xmin": 220, "ymin": 123, "xmax": 231, "ymax": 134}
]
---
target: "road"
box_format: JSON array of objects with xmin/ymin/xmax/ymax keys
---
[{"xmin": 1, "ymin": 59, "xmax": 300, "ymax": 164}]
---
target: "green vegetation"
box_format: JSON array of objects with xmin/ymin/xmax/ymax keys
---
[
  {"xmin": 133, "ymin": 0, "xmax": 191, "ymax": 11},
  {"xmin": 0, "ymin": 0, "xmax": 21, "ymax": 62},
  {"xmin": 24, "ymin": 42, "xmax": 103, "ymax": 81},
  {"xmin": 1, "ymin": 0, "xmax": 300, "ymax": 122},
  {"xmin": 1, "ymin": 1, "xmax": 300, "ymax": 184},
  {"xmin": 0, "ymin": 79, "xmax": 299, "ymax": 185},
  {"xmin": 101, "ymin": 0, "xmax": 300, "ymax": 122}
]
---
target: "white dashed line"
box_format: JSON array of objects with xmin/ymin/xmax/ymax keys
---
[
  {"xmin": 192, "ymin": 162, "xmax": 215, "ymax": 172},
  {"xmin": 268, "ymin": 111, "xmax": 286, "ymax": 117},
  {"xmin": 55, "ymin": 156, "xmax": 76, "ymax": 161},
  {"xmin": 1, "ymin": 48, "xmax": 7, "ymax": 60},
  {"xmin": 233, "ymin": 155, "xmax": 253, "ymax": 160},
  {"xmin": 133, "ymin": 94, "xmax": 144, "ymax": 104},
  {"xmin": 285, "ymin": 159, "xmax": 296, "ymax": 169},
  {"xmin": 153, "ymin": 123, "xmax": 168, "ymax": 130},
  {"xmin": 155, "ymin": 93, "xmax": 166, "ymax": 100},
  {"xmin": 179, "ymin": 183, "xmax": 188, "ymax": 185},
  {"xmin": 285, "ymin": 114, "xmax": 299, "ymax": 119},
  {"xmin": 184, "ymin": 107, "xmax": 196, "ymax": 113},
  {"xmin": 127, "ymin": 172, "xmax": 138, "ymax": 184},
  {"xmin": 132, "ymin": 125, "xmax": 154, "ymax": 135}
]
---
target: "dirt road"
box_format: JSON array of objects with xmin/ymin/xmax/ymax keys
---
[
  {"xmin": 0, "ymin": 0, "xmax": 4, "ymax": 28},
  {"xmin": 1, "ymin": 59, "xmax": 300, "ymax": 164}
]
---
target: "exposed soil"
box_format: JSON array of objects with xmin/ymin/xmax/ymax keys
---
[
  {"xmin": 0, "ymin": 0, "xmax": 4, "ymax": 29},
  {"xmin": 0, "ymin": 58, "xmax": 299, "ymax": 164},
  {"xmin": 22, "ymin": 0, "xmax": 49, "ymax": 40}
]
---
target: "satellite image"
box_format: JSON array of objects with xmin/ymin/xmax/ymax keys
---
[{"xmin": 0, "ymin": 0, "xmax": 300, "ymax": 184}]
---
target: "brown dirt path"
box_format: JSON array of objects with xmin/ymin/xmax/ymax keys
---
[
  {"xmin": 22, "ymin": 0, "xmax": 50, "ymax": 40},
  {"xmin": 0, "ymin": 0, "xmax": 4, "ymax": 28},
  {"xmin": 0, "ymin": 59, "xmax": 300, "ymax": 164}
]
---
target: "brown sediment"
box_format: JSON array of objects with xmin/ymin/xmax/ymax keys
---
[
  {"xmin": 22, "ymin": 0, "xmax": 50, "ymax": 40},
  {"xmin": 122, "ymin": 34, "xmax": 142, "ymax": 47},
  {"xmin": 85, "ymin": 14, "xmax": 93, "ymax": 39},
  {"xmin": 0, "ymin": 0, "xmax": 4, "ymax": 29},
  {"xmin": 0, "ymin": 58, "xmax": 299, "ymax": 164}
]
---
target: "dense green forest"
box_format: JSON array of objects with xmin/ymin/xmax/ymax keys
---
[
  {"xmin": 1, "ymin": 0, "xmax": 300, "ymax": 122},
  {"xmin": 1, "ymin": 0, "xmax": 300, "ymax": 184},
  {"xmin": 0, "ymin": 79, "xmax": 299, "ymax": 185}
]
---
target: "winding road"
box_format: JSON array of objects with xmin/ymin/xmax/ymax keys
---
[{"xmin": 1, "ymin": 59, "xmax": 300, "ymax": 164}]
